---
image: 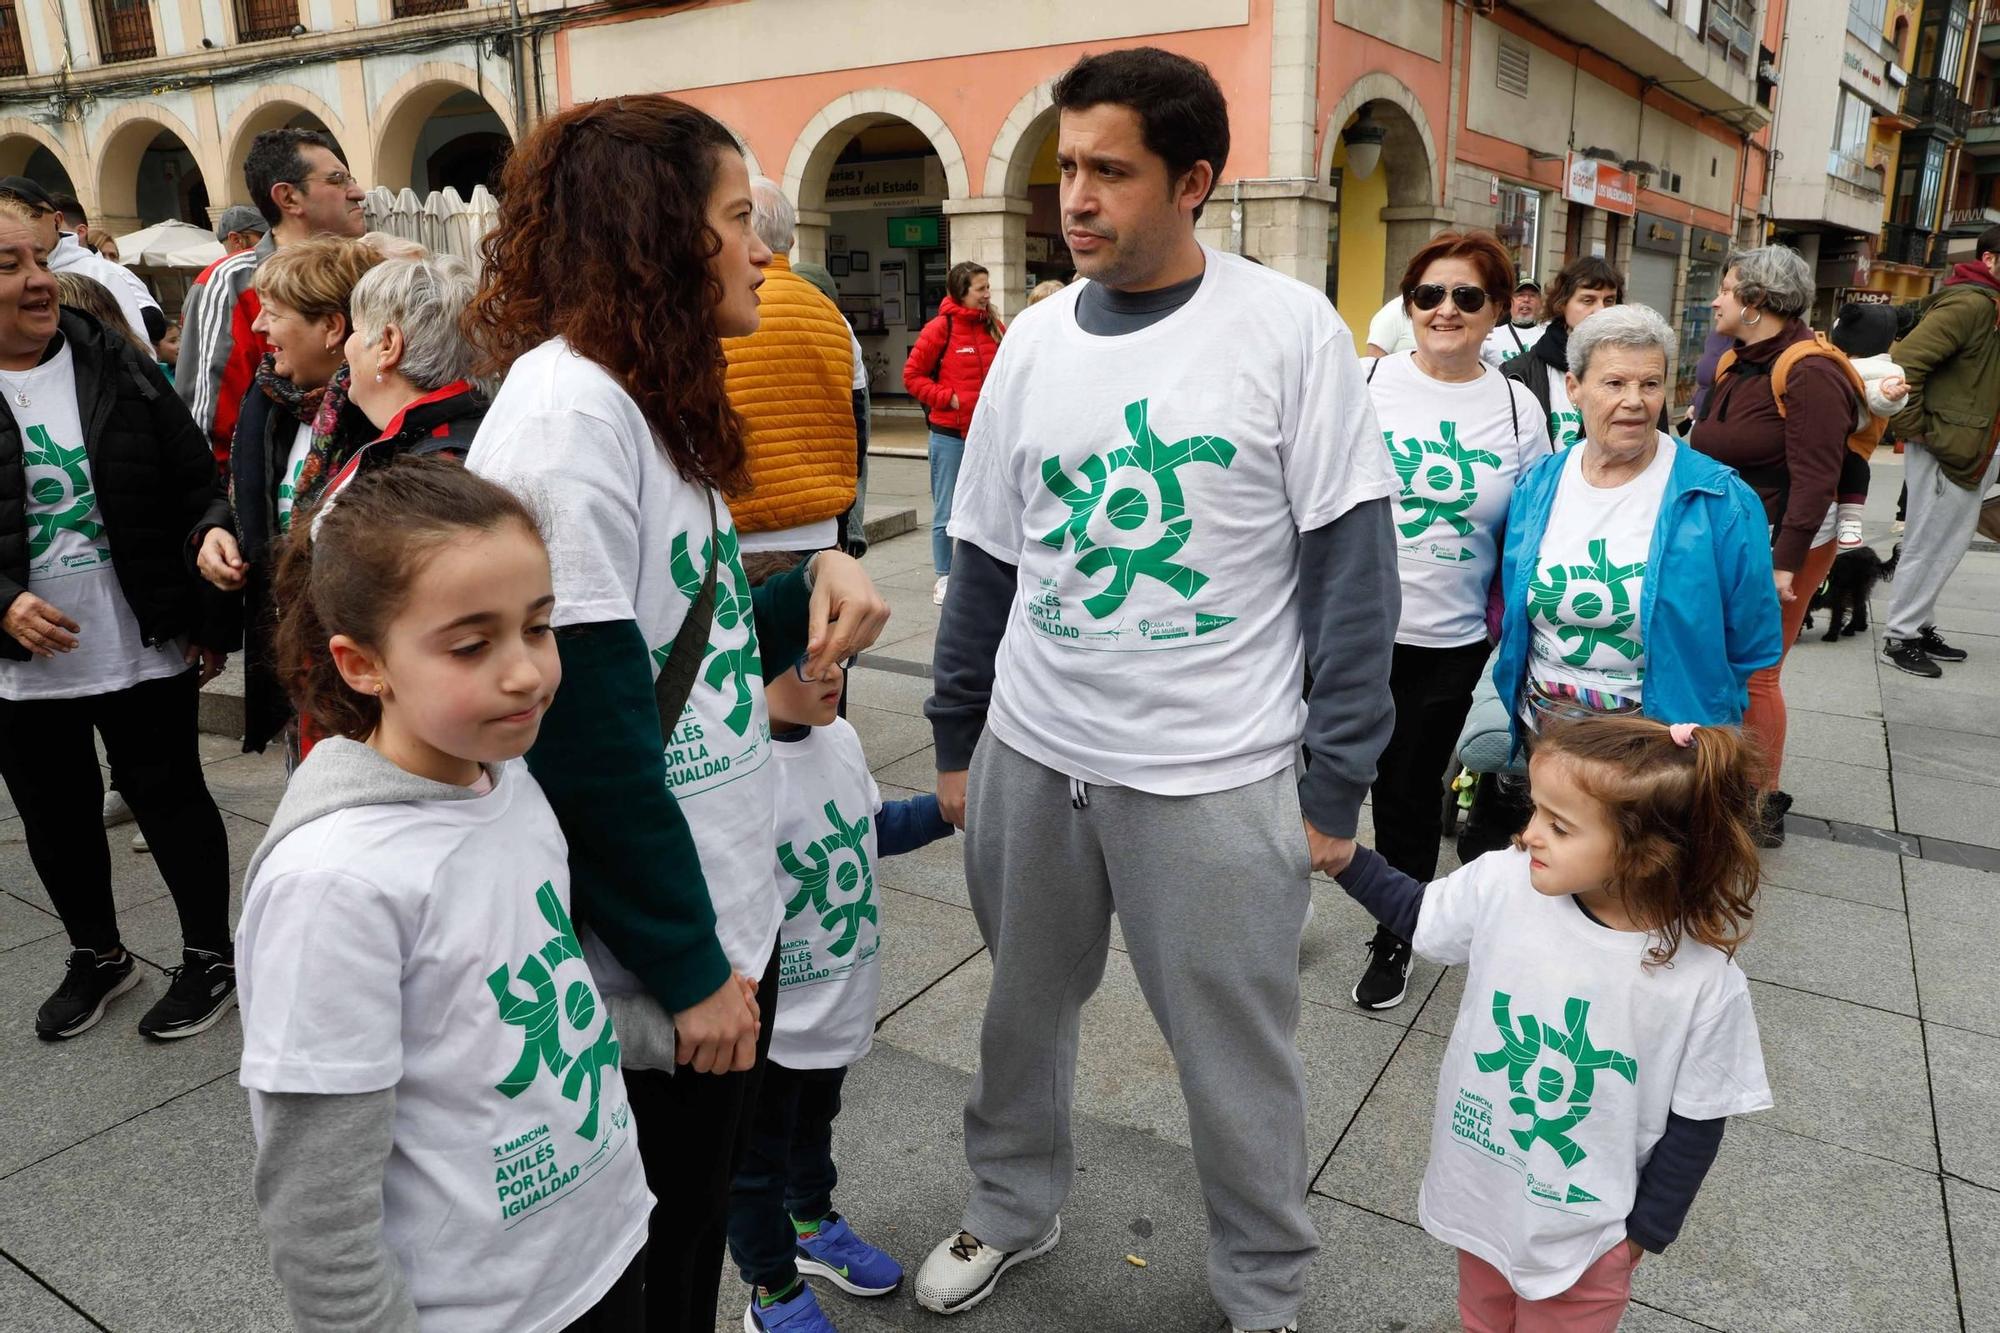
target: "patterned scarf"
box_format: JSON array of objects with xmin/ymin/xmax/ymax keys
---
[
  {"xmin": 292, "ymin": 364, "xmax": 355, "ymax": 513},
  {"xmin": 254, "ymin": 354, "xmax": 326, "ymax": 426}
]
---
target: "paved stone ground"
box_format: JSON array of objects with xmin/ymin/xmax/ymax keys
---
[{"xmin": 0, "ymin": 453, "xmax": 1993, "ymax": 1332}]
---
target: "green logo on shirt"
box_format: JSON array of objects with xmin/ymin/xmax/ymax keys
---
[
  {"xmin": 1475, "ymin": 991, "xmax": 1636, "ymax": 1168},
  {"xmin": 665, "ymin": 522, "xmax": 764, "ymax": 737},
  {"xmin": 23, "ymin": 424, "xmax": 102, "ymax": 560},
  {"xmin": 1549, "ymin": 409, "xmax": 1583, "ymax": 450},
  {"xmin": 486, "ymin": 882, "xmax": 621, "ymax": 1140},
  {"xmin": 1384, "ymin": 419, "xmax": 1500, "ymax": 543},
  {"xmin": 1036, "ymin": 398, "xmax": 1235, "ymax": 619},
  {"xmin": 276, "ymin": 457, "xmax": 307, "ymax": 532},
  {"xmin": 778, "ymin": 799, "xmax": 878, "ymax": 958},
  {"xmin": 1527, "ymin": 539, "xmax": 1644, "ymax": 664}
]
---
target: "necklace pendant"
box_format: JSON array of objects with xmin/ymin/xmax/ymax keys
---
[{"xmin": 11, "ymin": 392, "xmax": 26, "ymax": 409}]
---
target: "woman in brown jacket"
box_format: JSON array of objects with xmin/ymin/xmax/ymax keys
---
[{"xmin": 1691, "ymin": 243, "xmax": 1856, "ymax": 846}]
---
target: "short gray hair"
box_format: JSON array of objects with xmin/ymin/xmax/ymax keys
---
[
  {"xmin": 1724, "ymin": 244, "xmax": 1812, "ymax": 319},
  {"xmin": 750, "ymin": 177, "xmax": 796, "ymax": 255},
  {"xmin": 1567, "ymin": 303, "xmax": 1674, "ymax": 381},
  {"xmin": 349, "ymin": 255, "xmax": 477, "ymax": 390}
]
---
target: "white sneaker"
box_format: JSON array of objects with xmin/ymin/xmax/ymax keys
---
[
  {"xmin": 1836, "ymin": 502, "xmax": 1864, "ymax": 550},
  {"xmin": 1233, "ymin": 1325, "xmax": 1299, "ymax": 1332},
  {"xmin": 102, "ymin": 791, "xmax": 134, "ymax": 828},
  {"xmin": 131, "ymin": 829, "xmax": 149, "ymax": 854},
  {"xmin": 932, "ymin": 575, "xmax": 950, "ymax": 607},
  {"xmin": 913, "ymin": 1218, "xmax": 1060, "ymax": 1315}
]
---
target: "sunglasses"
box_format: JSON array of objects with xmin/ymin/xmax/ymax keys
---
[
  {"xmin": 792, "ymin": 654, "xmax": 858, "ymax": 683},
  {"xmin": 1410, "ymin": 283, "xmax": 1492, "ymax": 315}
]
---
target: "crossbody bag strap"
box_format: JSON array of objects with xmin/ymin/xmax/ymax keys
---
[{"xmin": 654, "ymin": 489, "xmax": 721, "ymax": 742}]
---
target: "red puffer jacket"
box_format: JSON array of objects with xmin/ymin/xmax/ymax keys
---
[{"xmin": 903, "ymin": 294, "xmax": 1003, "ymax": 436}]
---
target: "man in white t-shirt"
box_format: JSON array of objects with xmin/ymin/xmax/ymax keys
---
[
  {"xmin": 915, "ymin": 49, "xmax": 1400, "ymax": 1333},
  {"xmin": 1480, "ymin": 278, "xmax": 1548, "ymax": 369},
  {"xmin": 1365, "ymin": 293, "xmax": 1417, "ymax": 357}
]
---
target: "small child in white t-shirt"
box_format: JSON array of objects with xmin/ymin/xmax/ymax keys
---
[
  {"xmin": 237, "ymin": 458, "xmax": 653, "ymax": 1332},
  {"xmin": 727, "ymin": 553, "xmax": 957, "ymax": 1333},
  {"xmin": 1831, "ymin": 302, "xmax": 1910, "ymax": 550},
  {"xmin": 1334, "ymin": 714, "xmax": 1772, "ymax": 1331}
]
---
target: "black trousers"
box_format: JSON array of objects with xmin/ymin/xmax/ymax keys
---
[
  {"xmin": 0, "ymin": 669, "xmax": 229, "ymax": 955},
  {"xmin": 561, "ymin": 1246, "xmax": 648, "ymax": 1331},
  {"xmin": 727, "ymin": 1060, "xmax": 848, "ymax": 1290},
  {"xmin": 1368, "ymin": 640, "xmax": 1491, "ymax": 926},
  {"xmin": 623, "ymin": 943, "xmax": 781, "ymax": 1332}
]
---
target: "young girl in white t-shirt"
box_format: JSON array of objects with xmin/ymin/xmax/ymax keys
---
[
  {"xmin": 1334, "ymin": 715, "xmax": 1772, "ymax": 1332},
  {"xmin": 236, "ymin": 457, "xmax": 653, "ymax": 1333}
]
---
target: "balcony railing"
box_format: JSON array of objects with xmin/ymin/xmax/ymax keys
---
[
  {"xmin": 1905, "ymin": 75, "xmax": 1972, "ymax": 135},
  {"xmin": 390, "ymin": 0, "xmax": 467, "ymax": 14},
  {"xmin": 1828, "ymin": 149, "xmax": 1887, "ymax": 195},
  {"xmin": 0, "ymin": 2, "xmax": 26, "ymax": 77},
  {"xmin": 235, "ymin": 0, "xmax": 299, "ymax": 41},
  {"xmin": 1973, "ymin": 107, "xmax": 2000, "ymax": 129},
  {"xmin": 1881, "ymin": 223, "xmax": 1940, "ymax": 266},
  {"xmin": 92, "ymin": 0, "xmax": 154, "ymax": 63},
  {"xmin": 1947, "ymin": 206, "xmax": 2000, "ymax": 232}
]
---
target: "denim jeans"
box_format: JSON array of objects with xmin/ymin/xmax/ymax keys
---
[
  {"xmin": 929, "ymin": 429, "xmax": 965, "ymax": 576},
  {"xmin": 726, "ymin": 1061, "xmax": 848, "ymax": 1290}
]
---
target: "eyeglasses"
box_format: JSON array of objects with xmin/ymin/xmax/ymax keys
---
[
  {"xmin": 1410, "ymin": 284, "xmax": 1492, "ymax": 315},
  {"xmin": 295, "ymin": 170, "xmax": 357, "ymax": 191},
  {"xmin": 792, "ymin": 654, "xmax": 857, "ymax": 682}
]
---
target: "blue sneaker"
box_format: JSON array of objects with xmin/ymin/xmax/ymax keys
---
[
  {"xmin": 743, "ymin": 1281, "xmax": 836, "ymax": 1332},
  {"xmin": 794, "ymin": 1212, "xmax": 903, "ymax": 1297}
]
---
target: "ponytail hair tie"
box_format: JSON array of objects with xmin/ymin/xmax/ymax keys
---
[{"xmin": 1668, "ymin": 722, "xmax": 1699, "ymax": 748}]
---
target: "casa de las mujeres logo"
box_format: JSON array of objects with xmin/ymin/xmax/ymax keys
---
[
  {"xmin": 777, "ymin": 800, "xmax": 879, "ymax": 988},
  {"xmin": 1449, "ymin": 990, "xmax": 1637, "ymax": 1210},
  {"xmin": 1384, "ymin": 420, "xmax": 1499, "ymax": 562},
  {"xmin": 1031, "ymin": 398, "xmax": 1240, "ymax": 645},
  {"xmin": 1528, "ymin": 539, "xmax": 1645, "ymax": 667},
  {"xmin": 485, "ymin": 883, "xmax": 626, "ymax": 1222}
]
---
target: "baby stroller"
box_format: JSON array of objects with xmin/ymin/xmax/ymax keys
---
[{"xmin": 1441, "ymin": 650, "xmax": 1534, "ymax": 864}]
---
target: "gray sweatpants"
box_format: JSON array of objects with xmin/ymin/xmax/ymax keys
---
[
  {"xmin": 959, "ymin": 735, "xmax": 1319, "ymax": 1329},
  {"xmin": 1884, "ymin": 441, "xmax": 2000, "ymax": 642}
]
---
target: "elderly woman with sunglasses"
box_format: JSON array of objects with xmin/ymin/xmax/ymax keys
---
[{"xmin": 1347, "ymin": 229, "xmax": 1553, "ymax": 1013}]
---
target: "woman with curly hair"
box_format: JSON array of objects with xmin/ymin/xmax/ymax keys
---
[{"xmin": 464, "ymin": 93, "xmax": 891, "ymax": 1332}]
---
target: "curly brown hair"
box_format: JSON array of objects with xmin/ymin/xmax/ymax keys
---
[
  {"xmin": 465, "ymin": 95, "xmax": 749, "ymax": 493},
  {"xmin": 1528, "ymin": 716, "xmax": 1764, "ymax": 966}
]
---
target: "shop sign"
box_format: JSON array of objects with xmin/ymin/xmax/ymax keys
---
[
  {"xmin": 888, "ymin": 215, "xmax": 941, "ymax": 248},
  {"xmin": 1690, "ymin": 228, "xmax": 1728, "ymax": 261},
  {"xmin": 1633, "ymin": 212, "xmax": 1684, "ymax": 256},
  {"xmin": 1563, "ymin": 152, "xmax": 1637, "ymax": 217},
  {"xmin": 1842, "ymin": 288, "xmax": 1894, "ymax": 304},
  {"xmin": 824, "ymin": 158, "xmax": 947, "ymax": 209}
]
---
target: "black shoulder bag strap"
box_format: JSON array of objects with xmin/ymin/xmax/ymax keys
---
[{"xmin": 654, "ymin": 490, "xmax": 720, "ymax": 741}]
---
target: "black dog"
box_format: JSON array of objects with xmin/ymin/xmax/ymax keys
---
[{"xmin": 1803, "ymin": 544, "xmax": 1900, "ymax": 642}]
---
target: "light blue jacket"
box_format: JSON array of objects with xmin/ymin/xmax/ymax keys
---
[{"xmin": 1494, "ymin": 438, "xmax": 1784, "ymax": 752}]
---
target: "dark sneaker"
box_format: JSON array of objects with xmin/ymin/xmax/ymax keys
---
[
  {"xmin": 36, "ymin": 948, "xmax": 138, "ymax": 1041},
  {"xmin": 1351, "ymin": 927, "xmax": 1413, "ymax": 1010},
  {"xmin": 1917, "ymin": 627, "xmax": 1968, "ymax": 663},
  {"xmin": 138, "ymin": 949, "xmax": 237, "ymax": 1040},
  {"xmin": 1755, "ymin": 790, "xmax": 1794, "ymax": 850},
  {"xmin": 1882, "ymin": 638, "xmax": 1943, "ymax": 679}
]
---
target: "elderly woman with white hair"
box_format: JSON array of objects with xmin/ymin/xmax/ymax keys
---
[
  {"xmin": 335, "ymin": 253, "xmax": 488, "ymax": 477},
  {"xmin": 1492, "ymin": 303, "xmax": 1782, "ymax": 756}
]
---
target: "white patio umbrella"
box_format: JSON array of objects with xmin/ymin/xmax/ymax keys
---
[{"xmin": 111, "ymin": 220, "xmax": 225, "ymax": 269}]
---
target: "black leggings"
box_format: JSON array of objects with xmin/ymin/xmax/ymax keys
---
[
  {"xmin": 0, "ymin": 669, "xmax": 229, "ymax": 955},
  {"xmin": 1368, "ymin": 640, "xmax": 1491, "ymax": 902}
]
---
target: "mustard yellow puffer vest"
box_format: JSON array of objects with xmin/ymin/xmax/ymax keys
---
[{"xmin": 723, "ymin": 255, "xmax": 858, "ymax": 534}]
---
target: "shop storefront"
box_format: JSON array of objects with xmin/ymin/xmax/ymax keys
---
[
  {"xmin": 1678, "ymin": 227, "xmax": 1728, "ymax": 409},
  {"xmin": 820, "ymin": 154, "xmax": 947, "ymax": 397}
]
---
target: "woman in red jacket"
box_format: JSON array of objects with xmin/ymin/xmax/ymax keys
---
[{"xmin": 905, "ymin": 261, "xmax": 1003, "ymax": 605}]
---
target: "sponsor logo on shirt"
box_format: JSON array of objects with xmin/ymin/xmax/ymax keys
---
[
  {"xmin": 777, "ymin": 799, "xmax": 880, "ymax": 990},
  {"xmin": 1384, "ymin": 418, "xmax": 1500, "ymax": 558},
  {"xmin": 1549, "ymin": 408, "xmax": 1584, "ymax": 451},
  {"xmin": 1528, "ymin": 539, "xmax": 1645, "ymax": 667},
  {"xmin": 23, "ymin": 424, "xmax": 106, "ymax": 571}
]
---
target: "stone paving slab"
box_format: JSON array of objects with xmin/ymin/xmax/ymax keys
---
[
  {"xmin": 1755, "ymin": 834, "xmax": 1905, "ymax": 911},
  {"xmin": 1926, "ymin": 1021, "xmax": 2000, "ymax": 1193},
  {"xmin": 0, "ymin": 1257, "xmax": 95, "ymax": 1330},
  {"xmin": 1906, "ymin": 859, "xmax": 2000, "ymax": 1040},
  {"xmin": 1888, "ymin": 720, "xmax": 2000, "ymax": 788},
  {"xmin": 1891, "ymin": 771, "xmax": 2000, "ymax": 850},
  {"xmin": 1780, "ymin": 753, "xmax": 1895, "ymax": 829},
  {"xmin": 1780, "ymin": 707, "xmax": 1887, "ymax": 770},
  {"xmin": 1733, "ymin": 883, "xmax": 1918, "ymax": 1017},
  {"xmin": 1949, "ymin": 1179, "xmax": 2000, "ymax": 1333},
  {"xmin": 0, "ymin": 889, "xmax": 63, "ymax": 953},
  {"xmin": 0, "ymin": 809, "xmax": 267, "ymax": 920}
]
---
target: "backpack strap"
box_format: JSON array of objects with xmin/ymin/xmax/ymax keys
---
[
  {"xmin": 1366, "ymin": 355, "xmax": 1381, "ymax": 383},
  {"xmin": 1768, "ymin": 335, "xmax": 1866, "ymax": 418},
  {"xmin": 654, "ymin": 490, "xmax": 720, "ymax": 743},
  {"xmin": 1500, "ymin": 371, "xmax": 1518, "ymax": 439}
]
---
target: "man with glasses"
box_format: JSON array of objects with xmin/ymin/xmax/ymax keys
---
[
  {"xmin": 175, "ymin": 128, "xmax": 367, "ymax": 468},
  {"xmin": 0, "ymin": 177, "xmax": 160, "ymax": 348}
]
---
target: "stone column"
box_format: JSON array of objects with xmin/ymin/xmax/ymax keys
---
[
  {"xmin": 943, "ymin": 196, "xmax": 1030, "ymax": 320},
  {"xmin": 794, "ymin": 209, "xmax": 831, "ymax": 268},
  {"xmin": 1381, "ymin": 203, "xmax": 1457, "ymax": 294}
]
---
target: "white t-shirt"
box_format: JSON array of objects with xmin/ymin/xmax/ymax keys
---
[
  {"xmin": 1481, "ymin": 322, "xmax": 1546, "ymax": 370},
  {"xmin": 1367, "ymin": 353, "xmax": 1552, "ymax": 647},
  {"xmin": 769, "ymin": 719, "xmax": 885, "ymax": 1070},
  {"xmin": 237, "ymin": 760, "xmax": 653, "ymax": 1333},
  {"xmin": 1366, "ymin": 297, "xmax": 1417, "ymax": 356},
  {"xmin": 276, "ymin": 420, "xmax": 312, "ymax": 532},
  {"xmin": 949, "ymin": 250, "xmax": 1399, "ymax": 795},
  {"xmin": 469, "ymin": 338, "xmax": 783, "ymax": 985},
  {"xmin": 1413, "ymin": 848, "xmax": 1771, "ymax": 1300},
  {"xmin": 1527, "ymin": 436, "xmax": 1676, "ymax": 705},
  {"xmin": 0, "ymin": 342, "xmax": 185, "ymax": 701},
  {"xmin": 1546, "ymin": 370, "xmax": 1584, "ymax": 451}
]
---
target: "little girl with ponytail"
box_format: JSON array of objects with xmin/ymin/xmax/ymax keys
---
[{"xmin": 1333, "ymin": 715, "xmax": 1773, "ymax": 1332}]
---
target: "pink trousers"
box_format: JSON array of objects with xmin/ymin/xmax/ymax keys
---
[{"xmin": 1457, "ymin": 1243, "xmax": 1637, "ymax": 1332}]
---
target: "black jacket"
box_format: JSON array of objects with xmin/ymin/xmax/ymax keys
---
[
  {"xmin": 0, "ymin": 310, "xmax": 226, "ymax": 662},
  {"xmin": 1502, "ymin": 323, "xmax": 1671, "ymax": 433}
]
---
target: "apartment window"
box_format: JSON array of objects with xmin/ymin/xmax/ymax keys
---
[
  {"xmin": 92, "ymin": 0, "xmax": 155, "ymax": 63},
  {"xmin": 0, "ymin": 2, "xmax": 26, "ymax": 77},
  {"xmin": 1916, "ymin": 0, "xmax": 1971, "ymax": 82},
  {"xmin": 390, "ymin": 0, "xmax": 468, "ymax": 14},
  {"xmin": 235, "ymin": 0, "xmax": 300, "ymax": 41},
  {"xmin": 1706, "ymin": 0, "xmax": 1757, "ymax": 65},
  {"xmin": 1495, "ymin": 183, "xmax": 1542, "ymax": 282}
]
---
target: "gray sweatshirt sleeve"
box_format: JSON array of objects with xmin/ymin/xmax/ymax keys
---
[
  {"xmin": 1297, "ymin": 496, "xmax": 1399, "ymax": 837},
  {"xmin": 925, "ymin": 541, "xmax": 1017, "ymax": 771},
  {"xmin": 251, "ymin": 1088, "xmax": 420, "ymax": 1333}
]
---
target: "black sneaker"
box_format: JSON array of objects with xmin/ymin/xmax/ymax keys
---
[
  {"xmin": 36, "ymin": 948, "xmax": 139, "ymax": 1041},
  {"xmin": 1882, "ymin": 638, "xmax": 1943, "ymax": 678},
  {"xmin": 1755, "ymin": 790, "xmax": 1794, "ymax": 850},
  {"xmin": 138, "ymin": 949, "xmax": 237, "ymax": 1040},
  {"xmin": 1917, "ymin": 627, "xmax": 1968, "ymax": 663},
  {"xmin": 1351, "ymin": 927, "xmax": 1413, "ymax": 1010}
]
